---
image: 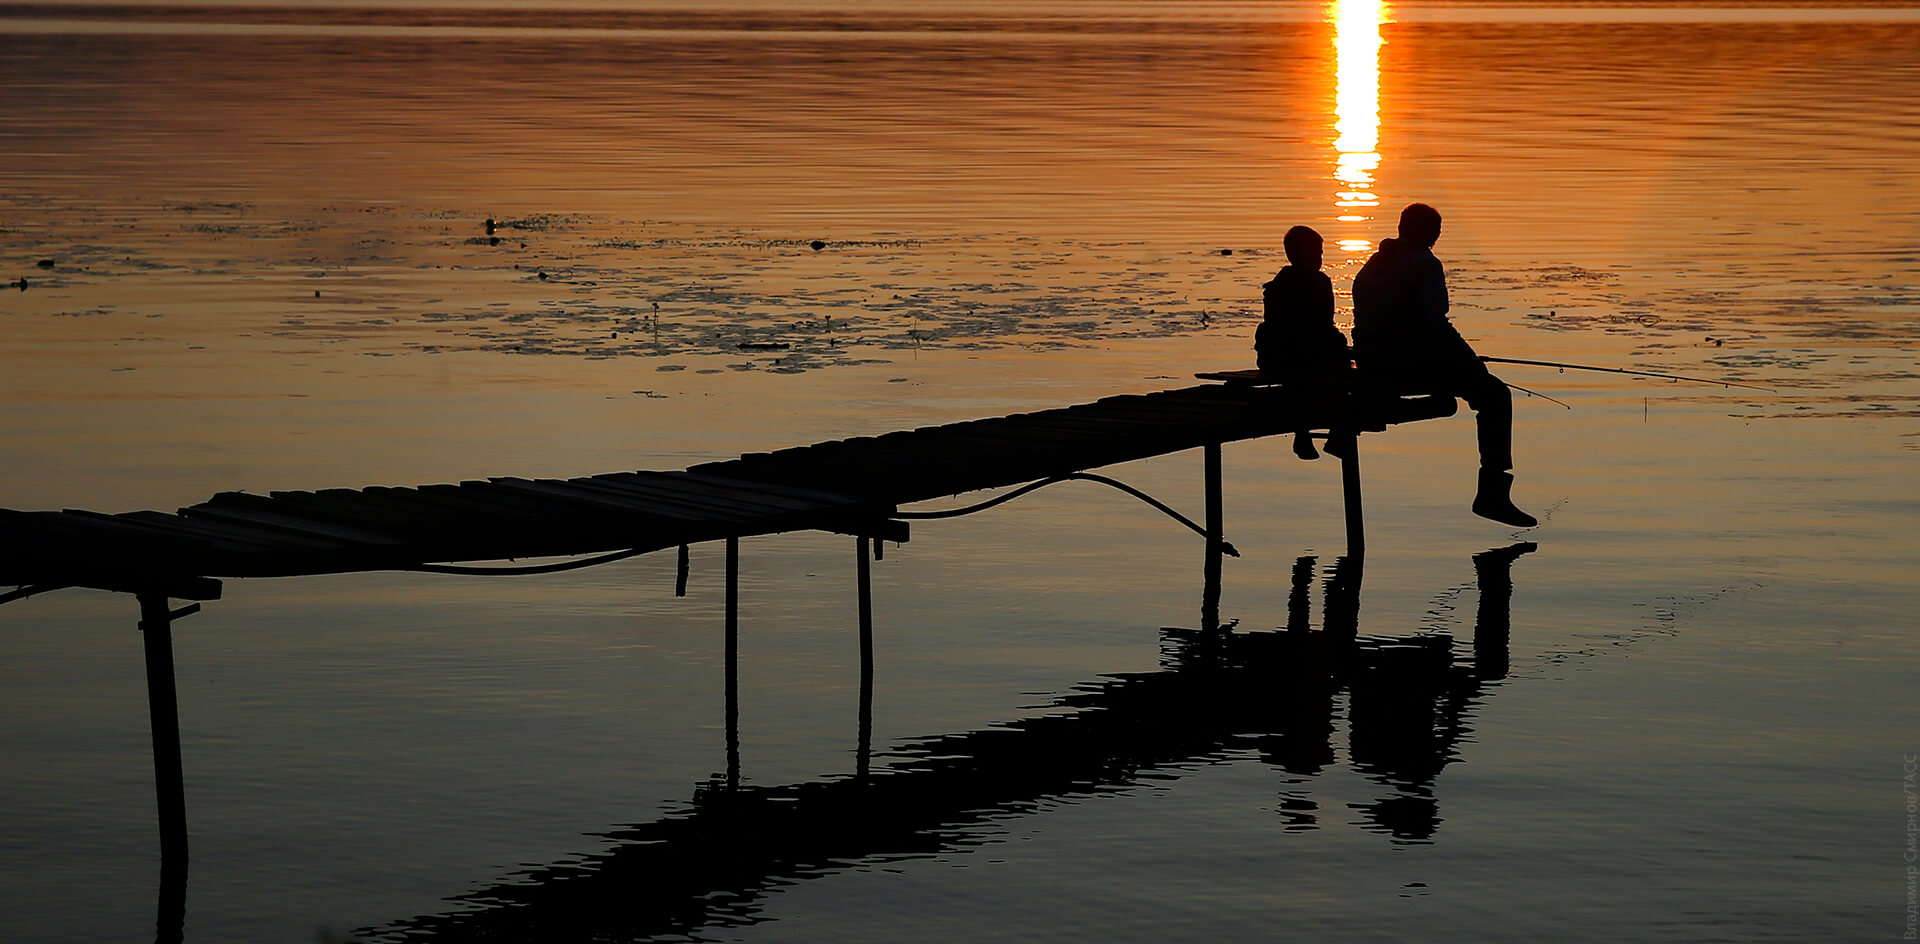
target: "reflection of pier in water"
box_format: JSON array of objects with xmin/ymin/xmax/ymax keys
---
[{"xmin": 358, "ymin": 543, "xmax": 1534, "ymax": 944}]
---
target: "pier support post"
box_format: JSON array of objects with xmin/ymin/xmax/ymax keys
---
[
  {"xmin": 856, "ymin": 536, "xmax": 874, "ymax": 779},
  {"xmin": 1340, "ymin": 440, "xmax": 1365, "ymax": 558},
  {"xmin": 137, "ymin": 593, "xmax": 191, "ymax": 863},
  {"xmin": 724, "ymin": 537, "xmax": 739, "ymax": 789},
  {"xmin": 1202, "ymin": 442, "xmax": 1224, "ymax": 632},
  {"xmin": 137, "ymin": 592, "xmax": 193, "ymax": 944}
]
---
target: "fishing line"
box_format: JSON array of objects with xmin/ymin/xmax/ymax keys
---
[
  {"xmin": 1481, "ymin": 356, "xmax": 1775, "ymax": 393},
  {"xmin": 1503, "ymin": 381, "xmax": 1571, "ymax": 409}
]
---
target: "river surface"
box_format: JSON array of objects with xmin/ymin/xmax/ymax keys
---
[{"xmin": 1, "ymin": 2, "xmax": 1917, "ymax": 941}]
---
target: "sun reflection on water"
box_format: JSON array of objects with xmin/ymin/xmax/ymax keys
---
[{"xmin": 1333, "ymin": 0, "xmax": 1388, "ymax": 250}]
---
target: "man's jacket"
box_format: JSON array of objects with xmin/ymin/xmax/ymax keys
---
[{"xmin": 1351, "ymin": 237, "xmax": 1479, "ymax": 380}]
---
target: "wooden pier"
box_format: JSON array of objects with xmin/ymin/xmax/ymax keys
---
[
  {"xmin": 0, "ymin": 374, "xmax": 1456, "ymax": 907},
  {"xmin": 0, "ymin": 377, "xmax": 1451, "ymax": 598}
]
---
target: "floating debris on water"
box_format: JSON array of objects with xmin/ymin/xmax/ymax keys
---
[{"xmin": 4, "ymin": 200, "xmax": 1880, "ymax": 406}]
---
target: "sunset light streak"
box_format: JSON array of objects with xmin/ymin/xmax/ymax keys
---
[{"xmin": 1332, "ymin": 0, "xmax": 1387, "ymax": 244}]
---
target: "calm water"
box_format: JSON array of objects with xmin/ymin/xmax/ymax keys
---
[{"xmin": 2, "ymin": 3, "xmax": 1917, "ymax": 942}]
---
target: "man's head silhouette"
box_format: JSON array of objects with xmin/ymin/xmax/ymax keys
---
[{"xmin": 1399, "ymin": 203, "xmax": 1442, "ymax": 249}]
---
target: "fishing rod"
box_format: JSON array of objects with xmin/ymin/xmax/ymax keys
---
[
  {"xmin": 1503, "ymin": 380, "xmax": 1570, "ymax": 410},
  {"xmin": 1480, "ymin": 356, "xmax": 1776, "ymax": 393}
]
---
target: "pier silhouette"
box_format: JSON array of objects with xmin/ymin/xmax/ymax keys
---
[{"xmin": 3, "ymin": 377, "xmax": 1465, "ymax": 943}]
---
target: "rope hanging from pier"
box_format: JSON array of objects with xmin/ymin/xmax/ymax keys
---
[
  {"xmin": 0, "ymin": 583, "xmax": 70, "ymax": 607},
  {"xmin": 401, "ymin": 546, "xmax": 651, "ymax": 576},
  {"xmin": 895, "ymin": 473, "xmax": 1240, "ymax": 558},
  {"xmin": 395, "ymin": 470, "xmax": 1238, "ymax": 578}
]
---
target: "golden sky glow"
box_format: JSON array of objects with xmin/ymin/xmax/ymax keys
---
[{"xmin": 1332, "ymin": 0, "xmax": 1386, "ymax": 248}]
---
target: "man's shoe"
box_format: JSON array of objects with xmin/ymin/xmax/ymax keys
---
[
  {"xmin": 1293, "ymin": 433, "xmax": 1320, "ymax": 461},
  {"xmin": 1472, "ymin": 469, "xmax": 1538, "ymax": 528}
]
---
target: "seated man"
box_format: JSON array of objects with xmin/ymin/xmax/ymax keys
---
[
  {"xmin": 1256, "ymin": 225, "xmax": 1352, "ymax": 460},
  {"xmin": 1351, "ymin": 203, "xmax": 1536, "ymax": 527}
]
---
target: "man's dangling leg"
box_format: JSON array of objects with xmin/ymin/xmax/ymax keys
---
[
  {"xmin": 1463, "ymin": 371, "xmax": 1535, "ymax": 528},
  {"xmin": 1466, "ymin": 371, "xmax": 1514, "ymax": 472}
]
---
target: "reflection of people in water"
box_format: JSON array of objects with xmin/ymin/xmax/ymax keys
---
[
  {"xmin": 1352, "ymin": 203, "xmax": 1535, "ymax": 528},
  {"xmin": 360, "ymin": 544, "xmax": 1537, "ymax": 942},
  {"xmin": 1265, "ymin": 543, "xmax": 1533, "ymax": 842},
  {"xmin": 1255, "ymin": 225, "xmax": 1353, "ymax": 461}
]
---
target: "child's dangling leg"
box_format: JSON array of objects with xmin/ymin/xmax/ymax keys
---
[{"xmin": 1293, "ymin": 430, "xmax": 1320, "ymax": 460}]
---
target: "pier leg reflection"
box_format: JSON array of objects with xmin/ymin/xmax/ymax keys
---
[
  {"xmin": 1285, "ymin": 556, "xmax": 1316, "ymax": 633},
  {"xmin": 1323, "ymin": 553, "xmax": 1364, "ymax": 645}
]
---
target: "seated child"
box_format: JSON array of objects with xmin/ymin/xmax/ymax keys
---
[{"xmin": 1255, "ymin": 225, "xmax": 1353, "ymax": 460}]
